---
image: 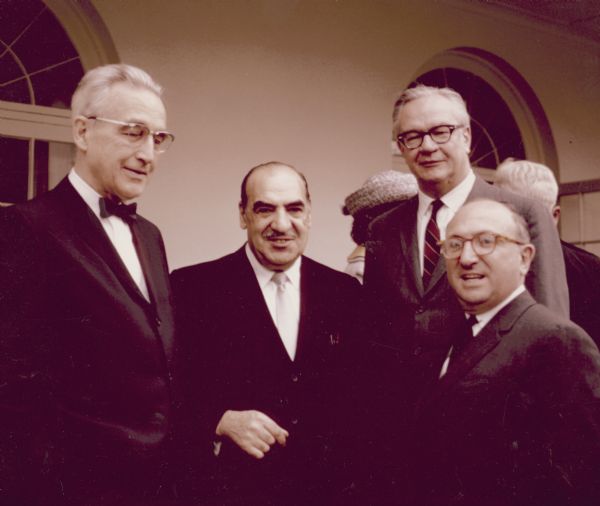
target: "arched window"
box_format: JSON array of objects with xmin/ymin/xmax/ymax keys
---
[{"xmin": 0, "ymin": 0, "xmax": 117, "ymax": 205}]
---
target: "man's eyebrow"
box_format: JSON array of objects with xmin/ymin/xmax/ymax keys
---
[
  {"xmin": 252, "ymin": 200, "xmax": 275, "ymax": 211},
  {"xmin": 285, "ymin": 200, "xmax": 305, "ymax": 208}
]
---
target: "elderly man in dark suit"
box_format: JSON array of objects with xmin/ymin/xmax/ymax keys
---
[
  {"xmin": 410, "ymin": 199, "xmax": 600, "ymax": 506},
  {"xmin": 0, "ymin": 64, "xmax": 176, "ymax": 505},
  {"xmin": 362, "ymin": 84, "xmax": 569, "ymax": 502},
  {"xmin": 171, "ymin": 162, "xmax": 360, "ymax": 506}
]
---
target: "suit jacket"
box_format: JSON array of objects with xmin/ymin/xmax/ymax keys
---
[
  {"xmin": 361, "ymin": 177, "xmax": 569, "ymax": 500},
  {"xmin": 0, "ymin": 178, "xmax": 175, "ymax": 505},
  {"xmin": 562, "ymin": 240, "xmax": 600, "ymax": 348},
  {"xmin": 412, "ymin": 292, "xmax": 600, "ymax": 506},
  {"xmin": 171, "ymin": 247, "xmax": 361, "ymax": 506}
]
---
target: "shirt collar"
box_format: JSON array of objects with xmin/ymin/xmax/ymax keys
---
[
  {"xmin": 417, "ymin": 169, "xmax": 476, "ymax": 218},
  {"xmin": 468, "ymin": 284, "xmax": 526, "ymax": 335},
  {"xmin": 244, "ymin": 243, "xmax": 302, "ymax": 289},
  {"xmin": 68, "ymin": 168, "xmax": 103, "ymax": 219}
]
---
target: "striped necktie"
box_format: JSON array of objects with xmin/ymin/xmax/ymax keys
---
[{"xmin": 423, "ymin": 199, "xmax": 443, "ymax": 288}]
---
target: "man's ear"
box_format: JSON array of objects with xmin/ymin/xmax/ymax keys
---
[
  {"xmin": 520, "ymin": 243, "xmax": 536, "ymax": 277},
  {"xmin": 462, "ymin": 125, "xmax": 472, "ymax": 153},
  {"xmin": 73, "ymin": 116, "xmax": 89, "ymax": 151},
  {"xmin": 239, "ymin": 203, "xmax": 248, "ymax": 230},
  {"xmin": 552, "ymin": 205, "xmax": 561, "ymax": 227}
]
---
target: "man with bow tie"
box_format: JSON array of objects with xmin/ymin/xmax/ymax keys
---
[
  {"xmin": 0, "ymin": 64, "xmax": 176, "ymax": 505},
  {"xmin": 411, "ymin": 199, "xmax": 600, "ymax": 506},
  {"xmin": 171, "ymin": 162, "xmax": 361, "ymax": 506}
]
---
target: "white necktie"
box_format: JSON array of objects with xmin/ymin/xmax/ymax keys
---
[{"xmin": 272, "ymin": 272, "xmax": 297, "ymax": 360}]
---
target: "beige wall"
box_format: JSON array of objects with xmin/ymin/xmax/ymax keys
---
[{"xmin": 91, "ymin": 0, "xmax": 600, "ymax": 271}]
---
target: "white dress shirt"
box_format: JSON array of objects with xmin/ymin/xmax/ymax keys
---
[
  {"xmin": 68, "ymin": 169, "xmax": 150, "ymax": 301},
  {"xmin": 416, "ymin": 170, "xmax": 476, "ymax": 276},
  {"xmin": 245, "ymin": 243, "xmax": 301, "ymax": 360}
]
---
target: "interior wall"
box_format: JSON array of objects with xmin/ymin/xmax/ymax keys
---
[{"xmin": 90, "ymin": 0, "xmax": 600, "ymax": 271}]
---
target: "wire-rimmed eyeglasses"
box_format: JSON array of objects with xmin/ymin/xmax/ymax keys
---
[{"xmin": 86, "ymin": 116, "xmax": 175, "ymax": 153}]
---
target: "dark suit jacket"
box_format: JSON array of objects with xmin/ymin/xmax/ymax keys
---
[
  {"xmin": 171, "ymin": 247, "xmax": 361, "ymax": 506},
  {"xmin": 0, "ymin": 178, "xmax": 175, "ymax": 505},
  {"xmin": 562, "ymin": 240, "xmax": 600, "ymax": 348},
  {"xmin": 412, "ymin": 292, "xmax": 600, "ymax": 506},
  {"xmin": 362, "ymin": 177, "xmax": 569, "ymax": 499}
]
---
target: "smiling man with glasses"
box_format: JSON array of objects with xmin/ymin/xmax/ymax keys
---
[
  {"xmin": 0, "ymin": 64, "xmax": 177, "ymax": 505},
  {"xmin": 411, "ymin": 199, "xmax": 600, "ymax": 505},
  {"xmin": 360, "ymin": 84, "xmax": 569, "ymax": 504}
]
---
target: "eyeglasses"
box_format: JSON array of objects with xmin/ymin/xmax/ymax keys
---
[
  {"xmin": 86, "ymin": 116, "xmax": 175, "ymax": 153},
  {"xmin": 439, "ymin": 232, "xmax": 526, "ymax": 259},
  {"xmin": 396, "ymin": 124, "xmax": 464, "ymax": 150}
]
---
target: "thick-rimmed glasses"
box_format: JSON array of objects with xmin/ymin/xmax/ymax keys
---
[
  {"xmin": 87, "ymin": 116, "xmax": 175, "ymax": 153},
  {"xmin": 439, "ymin": 232, "xmax": 526, "ymax": 259},
  {"xmin": 396, "ymin": 124, "xmax": 464, "ymax": 150}
]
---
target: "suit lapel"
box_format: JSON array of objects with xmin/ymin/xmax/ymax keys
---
[
  {"xmin": 395, "ymin": 198, "xmax": 424, "ymax": 296},
  {"xmin": 234, "ymin": 249, "xmax": 294, "ymax": 363},
  {"xmin": 52, "ymin": 179, "xmax": 153, "ymax": 307},
  {"xmin": 428, "ymin": 292, "xmax": 537, "ymax": 402}
]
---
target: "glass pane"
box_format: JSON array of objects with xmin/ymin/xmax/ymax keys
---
[
  {"xmin": 583, "ymin": 191, "xmax": 600, "ymax": 243},
  {"xmin": 0, "ymin": 135, "xmax": 29, "ymax": 204},
  {"xmin": 31, "ymin": 58, "xmax": 83, "ymax": 108}
]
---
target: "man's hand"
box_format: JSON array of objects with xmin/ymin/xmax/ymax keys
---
[{"xmin": 215, "ymin": 410, "xmax": 289, "ymax": 459}]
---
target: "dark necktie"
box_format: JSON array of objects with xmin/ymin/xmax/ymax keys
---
[
  {"xmin": 423, "ymin": 199, "xmax": 443, "ymax": 288},
  {"xmin": 99, "ymin": 197, "xmax": 137, "ymax": 224},
  {"xmin": 452, "ymin": 314, "xmax": 479, "ymax": 359}
]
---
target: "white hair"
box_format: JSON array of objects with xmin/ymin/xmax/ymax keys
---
[
  {"xmin": 495, "ymin": 158, "xmax": 558, "ymax": 213},
  {"xmin": 71, "ymin": 63, "xmax": 163, "ymax": 118}
]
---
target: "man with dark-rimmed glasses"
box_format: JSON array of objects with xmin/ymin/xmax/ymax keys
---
[
  {"xmin": 359, "ymin": 84, "xmax": 568, "ymax": 504},
  {"xmin": 0, "ymin": 64, "xmax": 177, "ymax": 505}
]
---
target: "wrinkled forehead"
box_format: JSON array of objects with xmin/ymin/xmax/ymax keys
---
[
  {"xmin": 246, "ymin": 166, "xmax": 309, "ymax": 205},
  {"xmin": 394, "ymin": 95, "xmax": 465, "ymax": 134},
  {"xmin": 447, "ymin": 202, "xmax": 516, "ymax": 237}
]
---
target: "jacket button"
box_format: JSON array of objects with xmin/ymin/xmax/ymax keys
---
[
  {"xmin": 155, "ymin": 316, "xmax": 162, "ymax": 327},
  {"xmin": 413, "ymin": 346, "xmax": 423, "ymax": 356},
  {"xmin": 415, "ymin": 306, "xmax": 424, "ymax": 314},
  {"xmin": 291, "ymin": 374, "xmax": 299, "ymax": 383},
  {"xmin": 291, "ymin": 418, "xmax": 299, "ymax": 425}
]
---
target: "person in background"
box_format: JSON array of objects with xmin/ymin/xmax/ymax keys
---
[
  {"xmin": 342, "ymin": 170, "xmax": 418, "ymax": 283},
  {"xmin": 495, "ymin": 157, "xmax": 600, "ymax": 348},
  {"xmin": 0, "ymin": 64, "xmax": 177, "ymax": 505},
  {"xmin": 411, "ymin": 199, "xmax": 600, "ymax": 506},
  {"xmin": 171, "ymin": 162, "xmax": 361, "ymax": 506}
]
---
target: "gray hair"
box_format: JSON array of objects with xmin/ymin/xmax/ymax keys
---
[
  {"xmin": 392, "ymin": 84, "xmax": 470, "ymax": 135},
  {"xmin": 71, "ymin": 63, "xmax": 163, "ymax": 118},
  {"xmin": 495, "ymin": 158, "xmax": 558, "ymax": 213}
]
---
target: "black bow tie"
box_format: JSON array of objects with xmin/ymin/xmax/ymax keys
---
[{"xmin": 99, "ymin": 197, "xmax": 137, "ymax": 223}]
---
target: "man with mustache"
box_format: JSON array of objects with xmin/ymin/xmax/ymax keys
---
[
  {"xmin": 0, "ymin": 64, "xmax": 176, "ymax": 505},
  {"xmin": 362, "ymin": 84, "xmax": 569, "ymax": 503},
  {"xmin": 171, "ymin": 162, "xmax": 360, "ymax": 505}
]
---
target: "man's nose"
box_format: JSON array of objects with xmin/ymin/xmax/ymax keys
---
[
  {"xmin": 459, "ymin": 240, "xmax": 479, "ymax": 265},
  {"xmin": 136, "ymin": 135, "xmax": 155, "ymax": 163},
  {"xmin": 271, "ymin": 210, "xmax": 291, "ymax": 231},
  {"xmin": 420, "ymin": 133, "xmax": 438, "ymax": 152}
]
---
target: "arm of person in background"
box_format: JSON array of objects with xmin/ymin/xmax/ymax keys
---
[{"xmin": 522, "ymin": 197, "xmax": 570, "ymax": 319}]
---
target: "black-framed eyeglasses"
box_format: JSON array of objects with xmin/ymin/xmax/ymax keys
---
[
  {"xmin": 439, "ymin": 232, "xmax": 526, "ymax": 259},
  {"xmin": 86, "ymin": 116, "xmax": 175, "ymax": 153},
  {"xmin": 396, "ymin": 124, "xmax": 464, "ymax": 150}
]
